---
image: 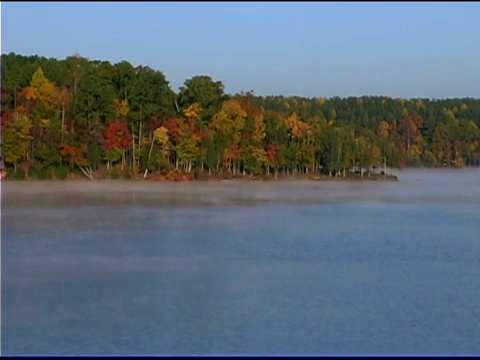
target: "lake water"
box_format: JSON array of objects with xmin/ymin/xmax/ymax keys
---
[{"xmin": 2, "ymin": 169, "xmax": 480, "ymax": 355}]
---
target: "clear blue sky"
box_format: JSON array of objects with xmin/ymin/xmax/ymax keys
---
[{"xmin": 2, "ymin": 2, "xmax": 479, "ymax": 99}]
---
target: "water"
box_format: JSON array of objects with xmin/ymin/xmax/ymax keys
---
[{"xmin": 2, "ymin": 169, "xmax": 480, "ymax": 355}]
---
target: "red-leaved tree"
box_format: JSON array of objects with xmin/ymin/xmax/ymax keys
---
[{"xmin": 104, "ymin": 122, "xmax": 133, "ymax": 170}]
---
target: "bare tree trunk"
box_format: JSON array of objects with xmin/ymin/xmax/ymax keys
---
[
  {"xmin": 407, "ymin": 126, "xmax": 411, "ymax": 153},
  {"xmin": 138, "ymin": 120, "xmax": 143, "ymax": 168},
  {"xmin": 78, "ymin": 165, "xmax": 93, "ymax": 180},
  {"xmin": 60, "ymin": 100, "xmax": 65, "ymax": 143},
  {"xmin": 144, "ymin": 138, "xmax": 155, "ymax": 178},
  {"xmin": 132, "ymin": 135, "xmax": 136, "ymax": 174}
]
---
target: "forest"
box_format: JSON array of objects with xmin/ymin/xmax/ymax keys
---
[{"xmin": 1, "ymin": 52, "xmax": 480, "ymax": 181}]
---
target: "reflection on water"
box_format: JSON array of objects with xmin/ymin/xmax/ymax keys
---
[{"xmin": 2, "ymin": 169, "xmax": 480, "ymax": 355}]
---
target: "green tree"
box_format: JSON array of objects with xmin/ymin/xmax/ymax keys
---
[
  {"xmin": 3, "ymin": 113, "xmax": 33, "ymax": 173},
  {"xmin": 178, "ymin": 75, "xmax": 226, "ymax": 125}
]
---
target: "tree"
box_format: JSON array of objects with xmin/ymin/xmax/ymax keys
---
[
  {"xmin": 399, "ymin": 114, "xmax": 424, "ymax": 153},
  {"xmin": 2, "ymin": 113, "xmax": 33, "ymax": 173},
  {"xmin": 266, "ymin": 143, "xmax": 283, "ymax": 178},
  {"xmin": 111, "ymin": 60, "xmax": 135, "ymax": 100},
  {"xmin": 74, "ymin": 62, "xmax": 116, "ymax": 131},
  {"xmin": 60, "ymin": 143, "xmax": 93, "ymax": 180},
  {"xmin": 178, "ymin": 75, "xmax": 226, "ymax": 125},
  {"xmin": 104, "ymin": 122, "xmax": 133, "ymax": 170},
  {"xmin": 210, "ymin": 99, "xmax": 247, "ymax": 173}
]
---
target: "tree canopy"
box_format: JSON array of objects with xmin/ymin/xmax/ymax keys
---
[{"xmin": 1, "ymin": 52, "xmax": 479, "ymax": 180}]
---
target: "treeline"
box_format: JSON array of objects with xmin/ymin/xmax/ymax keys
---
[{"xmin": 1, "ymin": 52, "xmax": 479, "ymax": 180}]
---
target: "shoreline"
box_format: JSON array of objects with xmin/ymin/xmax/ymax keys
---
[
  {"xmin": 1, "ymin": 172, "xmax": 399, "ymax": 183},
  {"xmin": 2, "ymin": 167, "xmax": 478, "ymax": 186},
  {"xmin": 2, "ymin": 169, "xmax": 478, "ymax": 206}
]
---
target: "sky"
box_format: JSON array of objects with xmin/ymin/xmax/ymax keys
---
[{"xmin": 1, "ymin": 2, "xmax": 479, "ymax": 99}]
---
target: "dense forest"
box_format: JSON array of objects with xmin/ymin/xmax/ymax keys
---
[{"xmin": 1, "ymin": 52, "xmax": 479, "ymax": 181}]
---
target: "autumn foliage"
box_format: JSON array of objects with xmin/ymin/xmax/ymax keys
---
[
  {"xmin": 105, "ymin": 122, "xmax": 133, "ymax": 151},
  {"xmin": 1, "ymin": 52, "xmax": 479, "ymax": 180},
  {"xmin": 60, "ymin": 144, "xmax": 89, "ymax": 168}
]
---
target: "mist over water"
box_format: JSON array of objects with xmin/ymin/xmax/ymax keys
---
[{"xmin": 2, "ymin": 169, "xmax": 480, "ymax": 355}]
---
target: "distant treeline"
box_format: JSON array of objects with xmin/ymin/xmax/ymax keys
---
[{"xmin": 1, "ymin": 52, "xmax": 479, "ymax": 180}]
